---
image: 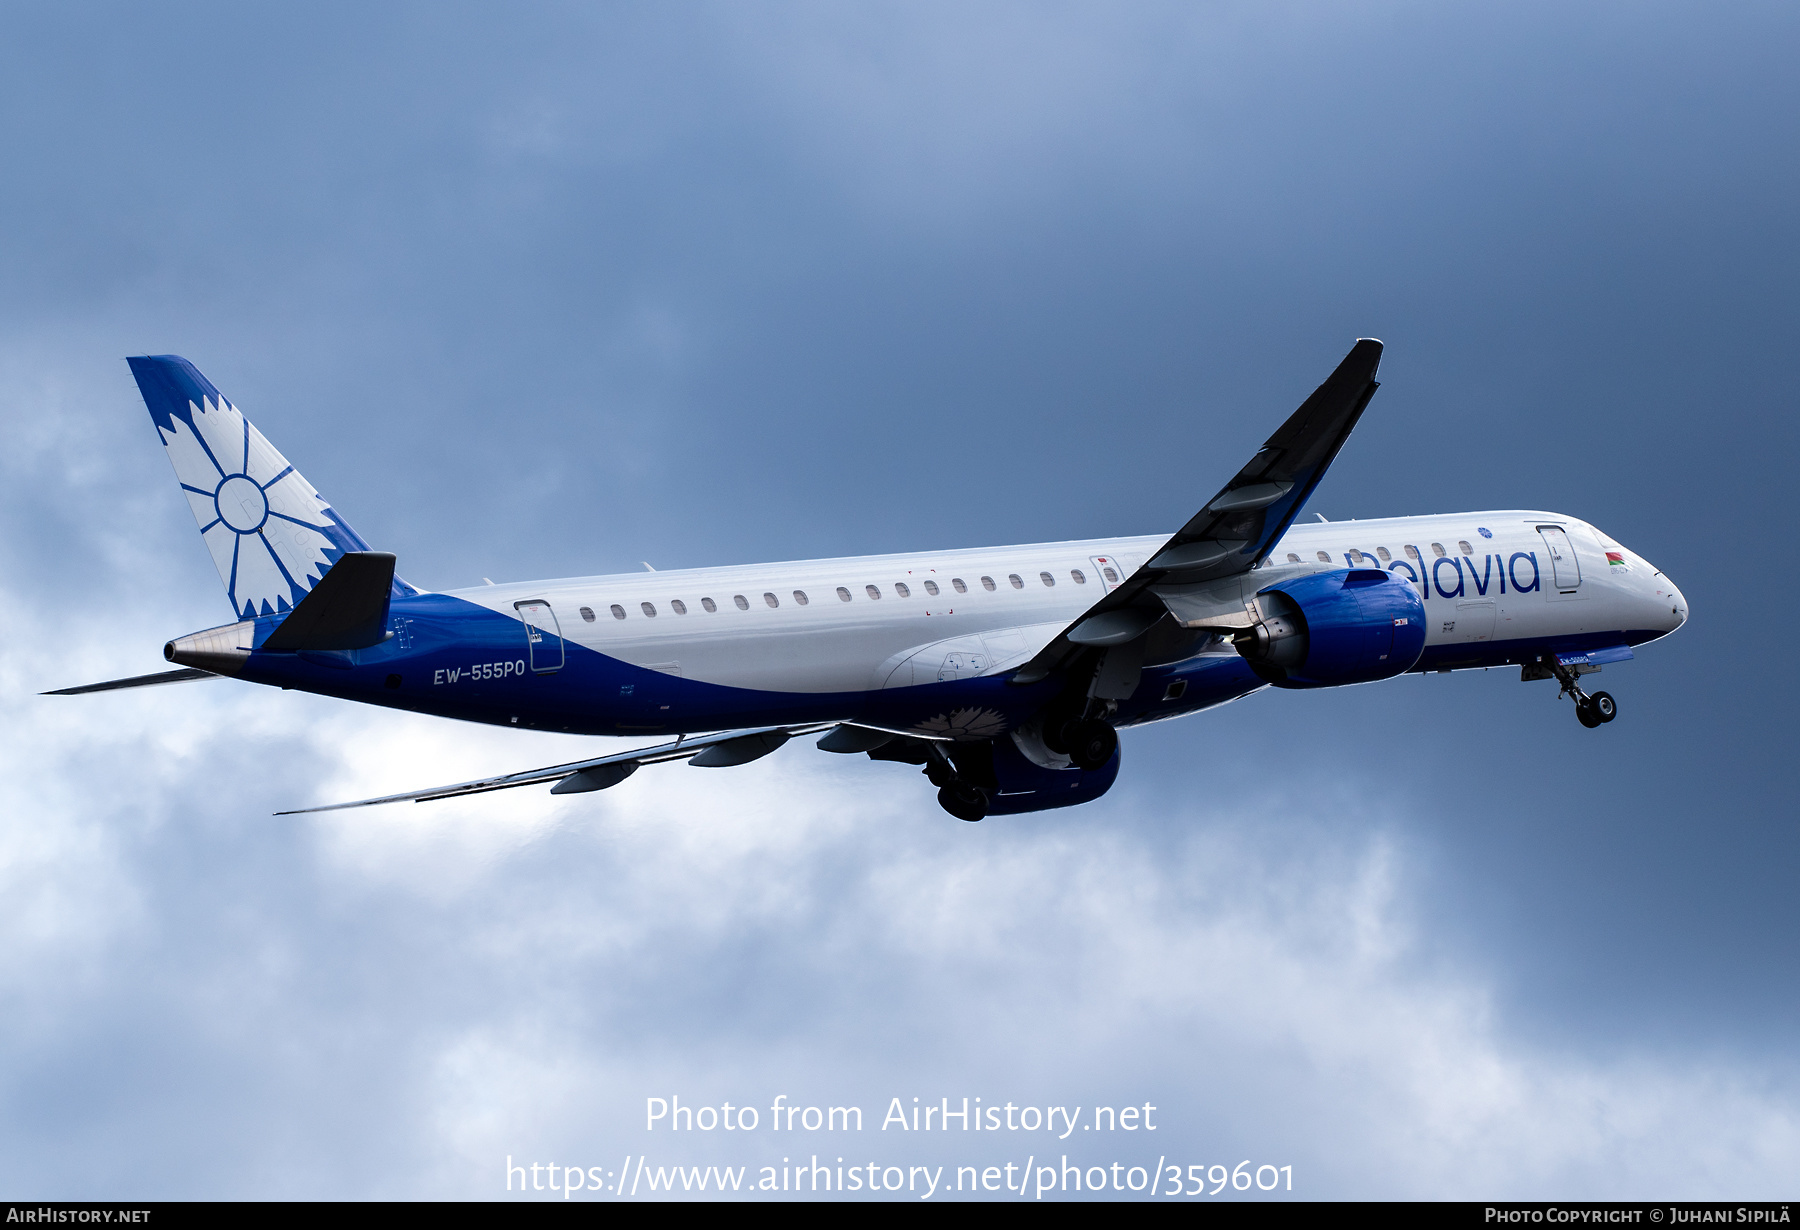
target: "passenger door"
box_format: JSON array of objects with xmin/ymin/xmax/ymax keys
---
[
  {"xmin": 1537, "ymin": 525, "xmax": 1583, "ymax": 598},
  {"xmin": 516, "ymin": 600, "xmax": 565, "ymax": 673}
]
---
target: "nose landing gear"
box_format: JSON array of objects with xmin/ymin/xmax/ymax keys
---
[
  {"xmin": 1539, "ymin": 655, "xmax": 1619, "ymax": 728},
  {"xmin": 1576, "ymin": 689, "xmax": 1617, "ymax": 727}
]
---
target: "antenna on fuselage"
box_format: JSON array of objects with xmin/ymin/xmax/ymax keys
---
[
  {"xmin": 1315, "ymin": 514, "xmax": 1329, "ymax": 523},
  {"xmin": 641, "ymin": 561, "xmax": 656, "ymax": 571}
]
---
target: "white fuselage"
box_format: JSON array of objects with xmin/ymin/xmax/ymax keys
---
[{"xmin": 445, "ymin": 511, "xmax": 1688, "ymax": 695}]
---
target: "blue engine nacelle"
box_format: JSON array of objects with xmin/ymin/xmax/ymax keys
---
[
  {"xmin": 1234, "ymin": 568, "xmax": 1426, "ymax": 689},
  {"xmin": 983, "ymin": 733, "xmax": 1120, "ymax": 816}
]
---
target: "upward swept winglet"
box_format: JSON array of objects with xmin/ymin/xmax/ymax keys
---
[
  {"xmin": 1012, "ymin": 339, "xmax": 1383, "ymax": 682},
  {"xmin": 1147, "ymin": 337, "xmax": 1382, "ymax": 582}
]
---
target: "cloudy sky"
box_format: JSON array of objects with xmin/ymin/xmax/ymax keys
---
[{"xmin": 1, "ymin": 0, "xmax": 1795, "ymax": 1200}]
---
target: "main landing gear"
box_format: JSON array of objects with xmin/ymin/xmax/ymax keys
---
[
  {"xmin": 1063, "ymin": 718, "xmax": 1118, "ymax": 771},
  {"xmin": 1542, "ymin": 656, "xmax": 1618, "ymax": 729},
  {"xmin": 926, "ymin": 744, "xmax": 991, "ymax": 822},
  {"xmin": 1040, "ymin": 702, "xmax": 1120, "ymax": 772},
  {"xmin": 936, "ymin": 782, "xmax": 989, "ymax": 823}
]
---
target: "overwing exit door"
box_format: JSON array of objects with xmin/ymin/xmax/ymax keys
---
[
  {"xmin": 1090, "ymin": 556, "xmax": 1127, "ymax": 591},
  {"xmin": 516, "ymin": 600, "xmax": 565, "ymax": 673}
]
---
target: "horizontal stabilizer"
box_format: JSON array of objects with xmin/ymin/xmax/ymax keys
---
[
  {"xmin": 262, "ymin": 552, "xmax": 396, "ymax": 651},
  {"xmin": 42, "ymin": 667, "xmax": 217, "ymax": 696}
]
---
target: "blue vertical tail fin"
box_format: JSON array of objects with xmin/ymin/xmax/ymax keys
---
[{"xmin": 127, "ymin": 355, "xmax": 415, "ymax": 620}]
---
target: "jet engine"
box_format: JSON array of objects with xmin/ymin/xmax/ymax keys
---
[{"xmin": 1234, "ymin": 568, "xmax": 1425, "ymax": 689}]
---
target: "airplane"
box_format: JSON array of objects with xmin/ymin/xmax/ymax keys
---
[{"xmin": 46, "ymin": 340, "xmax": 1689, "ymax": 821}]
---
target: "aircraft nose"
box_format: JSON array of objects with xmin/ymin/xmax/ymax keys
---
[{"xmin": 1646, "ymin": 571, "xmax": 1688, "ymax": 633}]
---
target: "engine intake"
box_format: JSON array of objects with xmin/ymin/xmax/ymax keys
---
[{"xmin": 1234, "ymin": 568, "xmax": 1425, "ymax": 689}]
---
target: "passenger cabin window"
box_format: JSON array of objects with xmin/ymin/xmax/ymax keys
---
[
  {"xmin": 734, "ymin": 594, "xmax": 749, "ymax": 610},
  {"xmin": 923, "ymin": 580, "xmax": 940, "ymax": 596},
  {"xmin": 579, "ymin": 606, "xmax": 596, "ymax": 622},
  {"xmin": 793, "ymin": 590, "xmax": 808, "ymax": 605},
  {"xmin": 610, "ymin": 604, "xmax": 626, "ymax": 620},
  {"xmin": 866, "ymin": 584, "xmax": 882, "ymax": 600},
  {"xmin": 763, "ymin": 592, "xmax": 779, "ymax": 608},
  {"xmin": 1286, "ymin": 553, "xmax": 1301, "ymax": 563},
  {"xmin": 1039, "ymin": 571, "xmax": 1055, "ymax": 587},
  {"xmin": 1103, "ymin": 567, "xmax": 1120, "ymax": 583},
  {"xmin": 1071, "ymin": 569, "xmax": 1086, "ymax": 584},
  {"xmin": 1404, "ymin": 545, "xmax": 1421, "ymax": 562},
  {"xmin": 641, "ymin": 602, "xmax": 657, "ymax": 617},
  {"xmin": 1316, "ymin": 551, "xmax": 1331, "ymax": 563},
  {"xmin": 895, "ymin": 582, "xmax": 910, "ymax": 597},
  {"xmin": 1376, "ymin": 547, "xmax": 1391, "ymax": 562},
  {"xmin": 1348, "ymin": 549, "xmax": 1365, "ymax": 563},
  {"xmin": 836, "ymin": 586, "xmax": 852, "ymax": 602},
  {"xmin": 671, "ymin": 599, "xmax": 687, "ymax": 615},
  {"xmin": 981, "ymin": 576, "xmax": 997, "ymax": 591},
  {"xmin": 1458, "ymin": 540, "xmax": 1473, "ymax": 555},
  {"xmin": 1008, "ymin": 574, "xmax": 1024, "ymax": 589},
  {"xmin": 952, "ymin": 578, "xmax": 967, "ymax": 593},
  {"xmin": 701, "ymin": 597, "xmax": 717, "ymax": 613},
  {"xmin": 1431, "ymin": 543, "xmax": 1447, "ymax": 557}
]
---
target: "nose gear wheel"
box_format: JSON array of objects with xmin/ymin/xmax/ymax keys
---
[{"xmin": 1540, "ymin": 655, "xmax": 1620, "ymax": 729}]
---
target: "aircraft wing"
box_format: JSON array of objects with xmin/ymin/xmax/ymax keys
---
[
  {"xmin": 276, "ymin": 721, "xmax": 844, "ymax": 814},
  {"xmin": 1012, "ymin": 339, "xmax": 1383, "ymax": 683}
]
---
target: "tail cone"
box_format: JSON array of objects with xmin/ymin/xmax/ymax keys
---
[{"xmin": 164, "ymin": 621, "xmax": 254, "ymax": 676}]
